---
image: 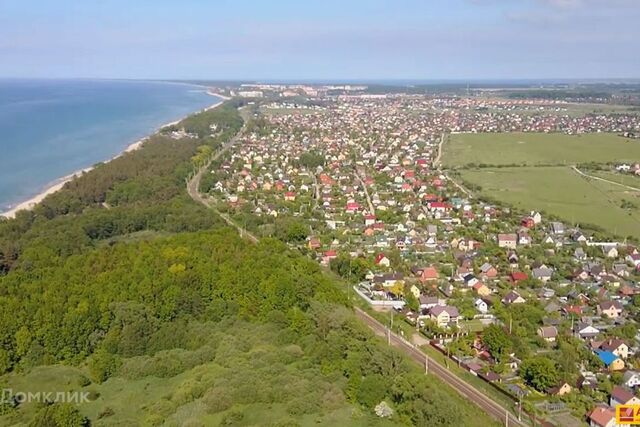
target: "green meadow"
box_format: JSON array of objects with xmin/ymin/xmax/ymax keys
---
[
  {"xmin": 443, "ymin": 132, "xmax": 640, "ymax": 167},
  {"xmin": 0, "ymin": 321, "xmax": 396, "ymax": 427},
  {"xmin": 459, "ymin": 166, "xmax": 640, "ymax": 239},
  {"xmin": 0, "ymin": 318, "xmax": 497, "ymax": 427}
]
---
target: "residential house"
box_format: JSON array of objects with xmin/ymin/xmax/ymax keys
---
[
  {"xmin": 364, "ymin": 214, "xmax": 376, "ymax": 226},
  {"xmin": 530, "ymin": 211, "xmax": 542, "ymax": 224},
  {"xmin": 543, "ymin": 235, "xmax": 559, "ymax": 247},
  {"xmin": 598, "ymin": 301, "xmax": 623, "ymax": 319},
  {"xmin": 572, "ymin": 230, "xmax": 588, "ymax": 243},
  {"xmin": 521, "ymin": 217, "xmax": 535, "ymax": 228},
  {"xmin": 627, "ymin": 253, "xmax": 640, "ymax": 268},
  {"xmin": 419, "ymin": 295, "xmax": 440, "ymax": 310},
  {"xmin": 308, "ymin": 238, "xmax": 321, "ymax": 250},
  {"xmin": 539, "ymin": 288, "xmax": 555, "ymax": 299},
  {"xmin": 547, "ymin": 382, "xmax": 572, "ymax": 396},
  {"xmin": 517, "ymin": 230, "xmax": 532, "ymax": 246},
  {"xmin": 409, "ymin": 284, "xmax": 421, "ymax": 299},
  {"xmin": 597, "ymin": 339, "xmax": 630, "ymax": 359},
  {"xmin": 532, "ymin": 267, "xmax": 554, "ymax": 282},
  {"xmin": 537, "ymin": 326, "xmax": 558, "ymax": 343},
  {"xmin": 497, "ymin": 233, "xmax": 517, "ymax": 249},
  {"xmin": 322, "ymin": 250, "xmax": 338, "ymax": 265},
  {"xmin": 502, "ymin": 291, "xmax": 526, "ymax": 305},
  {"xmin": 510, "ymin": 271, "xmax": 528, "ymax": 285},
  {"xmin": 428, "ymin": 306, "xmax": 460, "ymax": 327},
  {"xmin": 610, "ymin": 385, "xmax": 640, "ymax": 406},
  {"xmin": 374, "ymin": 253, "xmax": 391, "ymax": 267},
  {"xmin": 479, "ymin": 263, "xmax": 498, "ymax": 279},
  {"xmin": 372, "ymin": 273, "xmax": 405, "ymax": 288},
  {"xmin": 587, "ymin": 406, "xmax": 616, "ymax": 427},
  {"xmin": 578, "ymin": 372, "xmax": 598, "ymax": 391},
  {"xmin": 596, "ymin": 350, "xmax": 625, "ymax": 371},
  {"xmin": 550, "ymin": 221, "xmax": 565, "ymax": 235},
  {"xmin": 411, "ymin": 265, "xmax": 439, "ymax": 282},
  {"xmin": 613, "ymin": 263, "xmax": 630, "ymax": 278},
  {"xmin": 462, "ymin": 273, "xmax": 479, "ymax": 287},
  {"xmin": 472, "ymin": 282, "xmax": 492, "ymax": 297},
  {"xmin": 622, "ymin": 371, "xmax": 640, "ymax": 389},
  {"xmin": 574, "ymin": 323, "xmax": 600, "ymax": 340},
  {"xmin": 474, "ymin": 298, "xmax": 489, "ymax": 314},
  {"xmin": 603, "ymin": 245, "xmax": 619, "ymax": 259}
]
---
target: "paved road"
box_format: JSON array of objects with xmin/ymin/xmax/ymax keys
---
[
  {"xmin": 186, "ymin": 118, "xmax": 259, "ymax": 244},
  {"xmin": 355, "ymin": 307, "xmax": 528, "ymax": 427}
]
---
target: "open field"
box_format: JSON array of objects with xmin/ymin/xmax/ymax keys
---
[
  {"xmin": 591, "ymin": 170, "xmax": 640, "ymax": 189},
  {"xmin": 473, "ymin": 100, "xmax": 640, "ymax": 118},
  {"xmin": 459, "ymin": 166, "xmax": 640, "ymax": 239},
  {"xmin": 443, "ymin": 132, "xmax": 640, "ymax": 167}
]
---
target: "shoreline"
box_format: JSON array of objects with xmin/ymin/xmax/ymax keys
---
[{"xmin": 0, "ymin": 91, "xmax": 227, "ymax": 220}]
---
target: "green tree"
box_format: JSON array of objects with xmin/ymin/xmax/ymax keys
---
[
  {"xmin": 0, "ymin": 349, "xmax": 11, "ymax": 374},
  {"xmin": 274, "ymin": 218, "xmax": 308, "ymax": 243},
  {"xmin": 87, "ymin": 349, "xmax": 121, "ymax": 383},
  {"xmin": 520, "ymin": 357, "xmax": 559, "ymax": 392},
  {"xmin": 30, "ymin": 403, "xmax": 87, "ymax": 427},
  {"xmin": 482, "ymin": 324, "xmax": 511, "ymax": 362}
]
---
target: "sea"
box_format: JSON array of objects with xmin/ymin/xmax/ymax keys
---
[{"xmin": 0, "ymin": 79, "xmax": 219, "ymax": 213}]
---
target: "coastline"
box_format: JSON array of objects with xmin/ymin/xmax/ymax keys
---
[{"xmin": 0, "ymin": 91, "xmax": 227, "ymax": 220}]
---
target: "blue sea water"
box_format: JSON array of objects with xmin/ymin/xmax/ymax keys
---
[{"xmin": 0, "ymin": 79, "xmax": 219, "ymax": 213}]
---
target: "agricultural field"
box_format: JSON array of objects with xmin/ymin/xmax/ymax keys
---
[
  {"xmin": 476, "ymin": 102, "xmax": 640, "ymax": 118},
  {"xmin": 443, "ymin": 132, "xmax": 640, "ymax": 167},
  {"xmin": 459, "ymin": 166, "xmax": 640, "ymax": 239}
]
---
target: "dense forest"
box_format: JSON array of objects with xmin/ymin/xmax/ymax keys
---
[{"xmin": 0, "ymin": 101, "xmax": 496, "ymax": 426}]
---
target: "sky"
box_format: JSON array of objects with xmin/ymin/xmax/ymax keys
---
[{"xmin": 0, "ymin": 0, "xmax": 638, "ymax": 81}]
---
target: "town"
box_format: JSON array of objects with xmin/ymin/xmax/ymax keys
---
[{"xmin": 197, "ymin": 86, "xmax": 640, "ymax": 427}]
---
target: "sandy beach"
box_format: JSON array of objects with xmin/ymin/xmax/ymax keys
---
[{"xmin": 0, "ymin": 92, "xmax": 225, "ymax": 219}]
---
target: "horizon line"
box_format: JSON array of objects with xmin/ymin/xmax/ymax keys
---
[{"xmin": 1, "ymin": 77, "xmax": 640, "ymax": 85}]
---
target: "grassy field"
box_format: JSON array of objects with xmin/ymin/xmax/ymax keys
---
[
  {"xmin": 591, "ymin": 170, "xmax": 640, "ymax": 189},
  {"xmin": 459, "ymin": 166, "xmax": 640, "ymax": 239},
  {"xmin": 0, "ymin": 316, "xmax": 500, "ymax": 427},
  {"xmin": 443, "ymin": 132, "xmax": 640, "ymax": 167},
  {"xmin": 473, "ymin": 101, "xmax": 640, "ymax": 118},
  {"xmin": 0, "ymin": 364, "xmax": 393, "ymax": 427}
]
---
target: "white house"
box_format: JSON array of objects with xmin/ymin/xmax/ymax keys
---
[
  {"xmin": 623, "ymin": 371, "xmax": 640, "ymax": 389},
  {"xmin": 530, "ymin": 211, "xmax": 542, "ymax": 224},
  {"xmin": 474, "ymin": 298, "xmax": 489, "ymax": 314}
]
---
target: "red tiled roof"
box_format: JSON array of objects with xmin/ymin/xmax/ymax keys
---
[
  {"xmin": 588, "ymin": 406, "xmax": 615, "ymax": 427},
  {"xmin": 511, "ymin": 272, "xmax": 528, "ymax": 282}
]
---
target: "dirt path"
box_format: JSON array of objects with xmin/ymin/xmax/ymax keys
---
[{"xmin": 572, "ymin": 166, "xmax": 640, "ymax": 192}]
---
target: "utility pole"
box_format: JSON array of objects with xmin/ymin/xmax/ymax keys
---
[
  {"xmin": 425, "ymin": 355, "xmax": 429, "ymax": 374},
  {"xmin": 518, "ymin": 396, "xmax": 522, "ymax": 421},
  {"xmin": 571, "ymin": 315, "xmax": 574, "ymax": 335},
  {"xmin": 390, "ymin": 309, "xmax": 394, "ymax": 330}
]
